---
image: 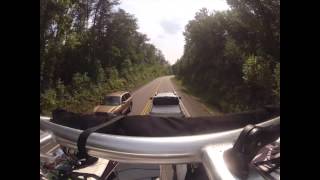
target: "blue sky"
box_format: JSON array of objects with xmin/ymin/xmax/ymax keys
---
[{"xmin": 118, "ymin": 0, "xmax": 230, "ymax": 64}]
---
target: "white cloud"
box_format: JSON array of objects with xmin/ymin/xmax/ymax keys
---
[
  {"xmin": 160, "ymin": 19, "xmax": 181, "ymax": 34},
  {"xmin": 119, "ymin": 0, "xmax": 230, "ymax": 64}
]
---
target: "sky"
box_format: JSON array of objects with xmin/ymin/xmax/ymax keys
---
[{"xmin": 118, "ymin": 0, "xmax": 230, "ymax": 64}]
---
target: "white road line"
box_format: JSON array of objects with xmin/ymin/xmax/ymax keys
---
[
  {"xmin": 180, "ymin": 100, "xmax": 191, "ymax": 117},
  {"xmin": 170, "ymin": 78, "xmax": 191, "ymax": 117}
]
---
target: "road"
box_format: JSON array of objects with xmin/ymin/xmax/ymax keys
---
[{"xmin": 129, "ymin": 75, "xmax": 216, "ymax": 117}]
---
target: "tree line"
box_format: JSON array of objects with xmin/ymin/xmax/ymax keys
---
[
  {"xmin": 40, "ymin": 0, "xmax": 169, "ymax": 115},
  {"xmin": 172, "ymin": 0, "xmax": 280, "ymax": 112}
]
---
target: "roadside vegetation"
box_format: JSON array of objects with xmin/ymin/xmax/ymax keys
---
[
  {"xmin": 40, "ymin": 0, "xmax": 169, "ymax": 115},
  {"xmin": 172, "ymin": 0, "xmax": 280, "ymax": 113},
  {"xmin": 171, "ymin": 77, "xmax": 222, "ymax": 115}
]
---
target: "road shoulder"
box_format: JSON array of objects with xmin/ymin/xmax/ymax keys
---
[{"xmin": 170, "ymin": 76, "xmax": 223, "ymax": 116}]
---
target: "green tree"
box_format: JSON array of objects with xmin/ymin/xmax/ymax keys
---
[
  {"xmin": 174, "ymin": 1, "xmax": 279, "ymax": 112},
  {"xmin": 40, "ymin": 0, "xmax": 170, "ymax": 114}
]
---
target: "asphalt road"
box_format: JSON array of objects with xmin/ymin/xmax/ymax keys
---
[{"xmin": 129, "ymin": 75, "xmax": 216, "ymax": 117}]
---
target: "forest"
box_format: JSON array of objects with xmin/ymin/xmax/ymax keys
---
[
  {"xmin": 40, "ymin": 0, "xmax": 169, "ymax": 115},
  {"xmin": 172, "ymin": 0, "xmax": 280, "ymax": 112}
]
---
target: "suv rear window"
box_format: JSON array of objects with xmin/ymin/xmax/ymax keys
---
[
  {"xmin": 153, "ymin": 97, "xmax": 179, "ymax": 105},
  {"xmin": 104, "ymin": 96, "xmax": 121, "ymax": 106},
  {"xmin": 124, "ymin": 93, "xmax": 130, "ymax": 100}
]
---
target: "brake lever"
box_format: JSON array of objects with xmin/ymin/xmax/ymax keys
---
[{"xmin": 223, "ymin": 123, "xmax": 280, "ymax": 179}]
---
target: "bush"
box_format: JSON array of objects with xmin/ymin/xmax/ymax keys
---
[
  {"xmin": 242, "ymin": 55, "xmax": 274, "ymax": 107},
  {"xmin": 40, "ymin": 89, "xmax": 57, "ymax": 115},
  {"xmin": 40, "ymin": 65, "xmax": 169, "ymax": 114},
  {"xmin": 242, "ymin": 55, "xmax": 273, "ymax": 89}
]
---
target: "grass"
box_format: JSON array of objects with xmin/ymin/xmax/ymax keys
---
[{"xmin": 171, "ymin": 77, "xmax": 223, "ymax": 115}]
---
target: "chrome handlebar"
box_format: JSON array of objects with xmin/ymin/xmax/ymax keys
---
[{"xmin": 40, "ymin": 116, "xmax": 279, "ymax": 180}]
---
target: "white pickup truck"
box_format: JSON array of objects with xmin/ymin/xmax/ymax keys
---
[{"xmin": 149, "ymin": 91, "xmax": 187, "ymax": 117}]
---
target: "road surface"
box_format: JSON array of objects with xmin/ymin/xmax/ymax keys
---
[{"xmin": 129, "ymin": 75, "xmax": 216, "ymax": 117}]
